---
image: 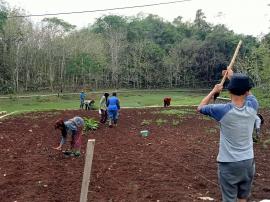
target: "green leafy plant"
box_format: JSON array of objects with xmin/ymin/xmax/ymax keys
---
[
  {"xmin": 263, "ymin": 139, "xmax": 270, "ymax": 149},
  {"xmin": 156, "ymin": 118, "xmax": 168, "ymax": 126},
  {"xmin": 153, "ymin": 109, "xmax": 195, "ymax": 117},
  {"xmin": 172, "ymin": 119, "xmax": 180, "ymax": 126},
  {"xmin": 83, "ymin": 117, "xmax": 99, "ymax": 131},
  {"xmin": 200, "ymin": 116, "xmax": 212, "ymax": 121},
  {"xmin": 141, "ymin": 119, "xmax": 152, "ymax": 126},
  {"xmin": 207, "ymin": 128, "xmax": 218, "ymax": 134}
]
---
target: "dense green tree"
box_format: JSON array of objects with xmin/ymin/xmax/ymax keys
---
[
  {"xmin": 0, "ymin": 0, "xmax": 7, "ymax": 31},
  {"xmin": 0, "ymin": 4, "xmax": 270, "ymax": 93},
  {"xmin": 92, "ymin": 15, "xmax": 128, "ymax": 88},
  {"xmin": 257, "ymin": 35, "xmax": 270, "ymax": 89},
  {"xmin": 193, "ymin": 9, "xmax": 211, "ymax": 40}
]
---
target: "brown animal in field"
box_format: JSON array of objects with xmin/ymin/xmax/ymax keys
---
[{"xmin": 163, "ymin": 97, "xmax": 171, "ymax": 107}]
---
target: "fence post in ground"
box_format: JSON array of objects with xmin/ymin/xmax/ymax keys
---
[{"xmin": 80, "ymin": 139, "xmax": 95, "ymax": 202}]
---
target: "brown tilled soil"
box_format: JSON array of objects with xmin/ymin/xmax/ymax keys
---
[{"xmin": 0, "ymin": 107, "xmax": 270, "ymax": 202}]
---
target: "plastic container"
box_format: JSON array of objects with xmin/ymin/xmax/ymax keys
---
[{"xmin": 140, "ymin": 130, "xmax": 149, "ymax": 137}]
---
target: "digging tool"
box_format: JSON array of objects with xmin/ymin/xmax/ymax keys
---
[{"xmin": 213, "ymin": 40, "xmax": 242, "ymax": 100}]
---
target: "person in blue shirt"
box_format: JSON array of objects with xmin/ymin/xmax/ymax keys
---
[
  {"xmin": 107, "ymin": 92, "xmax": 120, "ymax": 128},
  {"xmin": 53, "ymin": 116, "xmax": 84, "ymax": 157},
  {"xmin": 80, "ymin": 90, "xmax": 86, "ymax": 109},
  {"xmin": 197, "ymin": 69, "xmax": 258, "ymax": 202}
]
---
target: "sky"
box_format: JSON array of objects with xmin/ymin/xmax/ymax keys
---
[{"xmin": 6, "ymin": 0, "xmax": 270, "ymax": 37}]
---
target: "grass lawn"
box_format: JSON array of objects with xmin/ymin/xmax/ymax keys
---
[
  {"xmin": 0, "ymin": 88, "xmax": 269, "ymax": 114},
  {"xmin": 119, "ymin": 91, "xmax": 203, "ymax": 107},
  {"xmin": 0, "ymin": 96, "xmax": 78, "ymax": 114},
  {"xmin": 0, "ymin": 90, "xmax": 205, "ymax": 114}
]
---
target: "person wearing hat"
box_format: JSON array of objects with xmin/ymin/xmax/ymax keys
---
[
  {"xmin": 99, "ymin": 92, "xmax": 110, "ymax": 123},
  {"xmin": 197, "ymin": 69, "xmax": 258, "ymax": 202}
]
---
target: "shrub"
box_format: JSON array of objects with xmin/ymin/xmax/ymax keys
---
[
  {"xmin": 153, "ymin": 109, "xmax": 195, "ymax": 117},
  {"xmin": 0, "ymin": 84, "xmax": 14, "ymax": 94},
  {"xmin": 141, "ymin": 119, "xmax": 152, "ymax": 126},
  {"xmin": 263, "ymin": 139, "xmax": 270, "ymax": 149},
  {"xmin": 172, "ymin": 120, "xmax": 180, "ymax": 126},
  {"xmin": 83, "ymin": 117, "xmax": 99, "ymax": 131},
  {"xmin": 156, "ymin": 118, "xmax": 167, "ymax": 126}
]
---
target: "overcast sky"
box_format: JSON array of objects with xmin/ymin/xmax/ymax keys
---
[{"xmin": 7, "ymin": 0, "xmax": 270, "ymax": 37}]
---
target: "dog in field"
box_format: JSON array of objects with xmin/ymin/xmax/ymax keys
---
[
  {"xmin": 84, "ymin": 100, "xmax": 95, "ymax": 110},
  {"xmin": 163, "ymin": 97, "xmax": 171, "ymax": 107}
]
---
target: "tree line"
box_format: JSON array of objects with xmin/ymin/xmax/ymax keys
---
[{"xmin": 0, "ymin": 1, "xmax": 270, "ymax": 94}]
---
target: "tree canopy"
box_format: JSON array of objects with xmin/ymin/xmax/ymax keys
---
[{"xmin": 0, "ymin": 1, "xmax": 269, "ymax": 93}]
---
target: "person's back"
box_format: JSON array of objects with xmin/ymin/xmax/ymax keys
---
[
  {"xmin": 197, "ymin": 70, "xmax": 258, "ymax": 202},
  {"xmin": 65, "ymin": 116, "xmax": 84, "ymax": 132},
  {"xmin": 54, "ymin": 116, "xmax": 84, "ymax": 156},
  {"xmin": 202, "ymin": 96, "xmax": 257, "ymax": 162},
  {"xmin": 107, "ymin": 92, "xmax": 120, "ymax": 127},
  {"xmin": 107, "ymin": 96, "xmax": 120, "ymax": 110}
]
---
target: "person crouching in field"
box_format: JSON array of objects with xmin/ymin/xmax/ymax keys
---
[
  {"xmin": 84, "ymin": 100, "xmax": 95, "ymax": 110},
  {"xmin": 197, "ymin": 69, "xmax": 258, "ymax": 202},
  {"xmin": 99, "ymin": 92, "xmax": 109, "ymax": 123},
  {"xmin": 164, "ymin": 97, "xmax": 171, "ymax": 107},
  {"xmin": 53, "ymin": 116, "xmax": 84, "ymax": 157},
  {"xmin": 107, "ymin": 92, "xmax": 120, "ymax": 128}
]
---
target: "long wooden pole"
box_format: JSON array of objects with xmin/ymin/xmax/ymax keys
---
[
  {"xmin": 219, "ymin": 40, "xmax": 242, "ymax": 85},
  {"xmin": 80, "ymin": 139, "xmax": 95, "ymax": 202},
  {"xmin": 214, "ymin": 40, "xmax": 242, "ymax": 100}
]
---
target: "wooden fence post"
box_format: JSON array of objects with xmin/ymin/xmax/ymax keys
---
[{"xmin": 80, "ymin": 139, "xmax": 95, "ymax": 202}]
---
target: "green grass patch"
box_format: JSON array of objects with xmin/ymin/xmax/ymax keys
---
[
  {"xmin": 155, "ymin": 118, "xmax": 168, "ymax": 126},
  {"xmin": 200, "ymin": 116, "xmax": 212, "ymax": 121},
  {"xmin": 263, "ymin": 139, "xmax": 270, "ymax": 149},
  {"xmin": 0, "ymin": 90, "xmax": 204, "ymax": 114},
  {"xmin": 0, "ymin": 96, "xmax": 79, "ymax": 113},
  {"xmin": 141, "ymin": 119, "xmax": 152, "ymax": 126},
  {"xmin": 118, "ymin": 91, "xmax": 204, "ymax": 108},
  {"xmin": 252, "ymin": 88, "xmax": 270, "ymax": 107},
  {"xmin": 216, "ymin": 88, "xmax": 270, "ymax": 108},
  {"xmin": 205, "ymin": 127, "xmax": 218, "ymax": 134},
  {"xmin": 2, "ymin": 88, "xmax": 268, "ymax": 115},
  {"xmin": 172, "ymin": 119, "xmax": 180, "ymax": 126},
  {"xmin": 154, "ymin": 109, "xmax": 195, "ymax": 117}
]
